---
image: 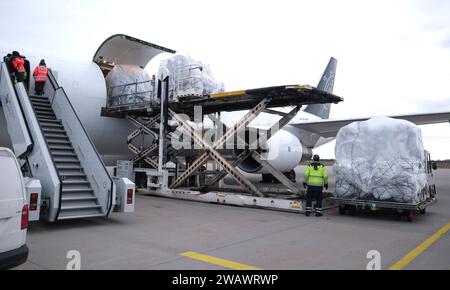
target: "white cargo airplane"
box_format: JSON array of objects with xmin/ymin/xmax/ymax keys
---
[{"xmin": 1, "ymin": 34, "xmax": 449, "ymax": 179}]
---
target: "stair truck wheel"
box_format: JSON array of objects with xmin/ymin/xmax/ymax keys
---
[{"xmin": 338, "ymin": 206, "xmax": 346, "ymax": 215}]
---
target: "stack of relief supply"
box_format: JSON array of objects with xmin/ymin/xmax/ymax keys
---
[
  {"xmin": 158, "ymin": 54, "xmax": 224, "ymax": 101},
  {"xmin": 334, "ymin": 117, "xmax": 427, "ymax": 203}
]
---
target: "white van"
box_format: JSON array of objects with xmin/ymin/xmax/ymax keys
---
[{"xmin": 0, "ymin": 147, "xmax": 29, "ymax": 269}]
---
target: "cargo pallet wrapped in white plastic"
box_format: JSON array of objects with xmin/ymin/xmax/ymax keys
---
[
  {"xmin": 158, "ymin": 54, "xmax": 225, "ymax": 101},
  {"xmin": 334, "ymin": 117, "xmax": 427, "ymax": 204},
  {"xmin": 106, "ymin": 65, "xmax": 154, "ymax": 109}
]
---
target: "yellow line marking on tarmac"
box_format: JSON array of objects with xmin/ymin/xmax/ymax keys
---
[
  {"xmin": 389, "ymin": 222, "xmax": 450, "ymax": 270},
  {"xmin": 181, "ymin": 251, "xmax": 262, "ymax": 270}
]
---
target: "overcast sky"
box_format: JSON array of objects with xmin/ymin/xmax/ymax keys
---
[{"xmin": 1, "ymin": 0, "xmax": 449, "ymax": 159}]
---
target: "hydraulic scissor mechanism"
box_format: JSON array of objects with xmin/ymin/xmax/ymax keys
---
[
  {"xmin": 168, "ymin": 98, "xmax": 271, "ymax": 197},
  {"xmin": 206, "ymin": 105, "xmax": 303, "ymax": 195},
  {"xmin": 126, "ymin": 115, "xmax": 160, "ymax": 168}
]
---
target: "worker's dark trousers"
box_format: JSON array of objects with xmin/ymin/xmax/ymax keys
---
[
  {"xmin": 306, "ymin": 185, "xmax": 323, "ymax": 213},
  {"xmin": 35, "ymin": 81, "xmax": 45, "ymax": 95},
  {"xmin": 15, "ymin": 72, "xmax": 24, "ymax": 83}
]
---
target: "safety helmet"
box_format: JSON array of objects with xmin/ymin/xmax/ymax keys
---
[{"xmin": 313, "ymin": 154, "xmax": 320, "ymax": 162}]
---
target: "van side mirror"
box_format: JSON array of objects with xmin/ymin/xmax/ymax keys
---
[{"xmin": 432, "ymin": 162, "xmax": 438, "ymax": 171}]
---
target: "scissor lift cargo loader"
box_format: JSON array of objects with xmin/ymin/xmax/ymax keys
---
[{"xmin": 102, "ymin": 76, "xmax": 343, "ymax": 213}]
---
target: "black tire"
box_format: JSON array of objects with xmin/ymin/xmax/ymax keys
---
[
  {"xmin": 347, "ymin": 205, "xmax": 356, "ymax": 216},
  {"xmin": 261, "ymin": 174, "xmax": 272, "ymax": 183},
  {"xmin": 338, "ymin": 206, "xmax": 346, "ymax": 215},
  {"xmin": 286, "ymin": 170, "xmax": 296, "ymax": 182},
  {"xmin": 406, "ymin": 210, "xmax": 414, "ymax": 222}
]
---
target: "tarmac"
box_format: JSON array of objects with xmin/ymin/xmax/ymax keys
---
[{"xmin": 16, "ymin": 168, "xmax": 450, "ymax": 270}]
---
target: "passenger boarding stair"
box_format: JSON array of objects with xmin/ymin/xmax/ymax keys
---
[
  {"xmin": 29, "ymin": 94, "xmax": 103, "ymax": 219},
  {"xmin": 0, "ymin": 61, "xmax": 115, "ymax": 221}
]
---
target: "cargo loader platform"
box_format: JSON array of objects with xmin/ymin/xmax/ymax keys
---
[{"xmin": 101, "ymin": 84, "xmax": 343, "ymax": 118}]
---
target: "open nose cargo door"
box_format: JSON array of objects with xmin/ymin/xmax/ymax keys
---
[{"xmin": 93, "ymin": 34, "xmax": 176, "ymax": 75}]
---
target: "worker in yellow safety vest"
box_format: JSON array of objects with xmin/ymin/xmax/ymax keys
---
[{"xmin": 303, "ymin": 154, "xmax": 328, "ymax": 217}]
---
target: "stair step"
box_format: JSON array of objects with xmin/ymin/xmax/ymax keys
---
[
  {"xmin": 48, "ymin": 140, "xmax": 72, "ymax": 145},
  {"xmin": 59, "ymin": 173, "xmax": 91, "ymax": 182},
  {"xmin": 41, "ymin": 123, "xmax": 64, "ymax": 129},
  {"xmin": 37, "ymin": 115, "xmax": 57, "ymax": 120},
  {"xmin": 55, "ymin": 160, "xmax": 80, "ymax": 165},
  {"xmin": 61, "ymin": 195, "xmax": 97, "ymax": 202},
  {"xmin": 62, "ymin": 188, "xmax": 93, "ymax": 194},
  {"xmin": 47, "ymin": 141, "xmax": 74, "ymax": 148},
  {"xmin": 39, "ymin": 119, "xmax": 62, "ymax": 124},
  {"xmin": 50, "ymin": 149, "xmax": 78, "ymax": 160},
  {"xmin": 56, "ymin": 164, "xmax": 83, "ymax": 170},
  {"xmin": 56, "ymin": 163, "xmax": 82, "ymax": 170},
  {"xmin": 60, "ymin": 173, "xmax": 87, "ymax": 179},
  {"xmin": 35, "ymin": 109, "xmax": 55, "ymax": 115},
  {"xmin": 51, "ymin": 152, "xmax": 77, "ymax": 157},
  {"xmin": 60, "ymin": 201, "xmax": 100, "ymax": 211},
  {"xmin": 57, "ymin": 212, "xmax": 105, "ymax": 220},
  {"xmin": 34, "ymin": 107, "xmax": 54, "ymax": 113},
  {"xmin": 38, "ymin": 115, "xmax": 57, "ymax": 121},
  {"xmin": 60, "ymin": 204, "xmax": 102, "ymax": 211},
  {"xmin": 46, "ymin": 137, "xmax": 70, "ymax": 143},
  {"xmin": 44, "ymin": 133, "xmax": 68, "ymax": 139},
  {"xmin": 56, "ymin": 164, "xmax": 82, "ymax": 170},
  {"xmin": 32, "ymin": 103, "xmax": 52, "ymax": 110},
  {"xmin": 37, "ymin": 114, "xmax": 57, "ymax": 119},
  {"xmin": 43, "ymin": 128, "xmax": 66, "ymax": 133},
  {"xmin": 50, "ymin": 148, "xmax": 74, "ymax": 154},
  {"xmin": 62, "ymin": 180, "xmax": 90, "ymax": 186},
  {"xmin": 30, "ymin": 98, "xmax": 50, "ymax": 104},
  {"xmin": 49, "ymin": 144, "xmax": 73, "ymax": 150},
  {"xmin": 54, "ymin": 156, "xmax": 79, "ymax": 162},
  {"xmin": 50, "ymin": 150, "xmax": 76, "ymax": 157},
  {"xmin": 62, "ymin": 188, "xmax": 94, "ymax": 195},
  {"xmin": 30, "ymin": 95, "xmax": 49, "ymax": 100}
]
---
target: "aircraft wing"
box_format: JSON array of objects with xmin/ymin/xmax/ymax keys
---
[{"xmin": 291, "ymin": 111, "xmax": 450, "ymax": 138}]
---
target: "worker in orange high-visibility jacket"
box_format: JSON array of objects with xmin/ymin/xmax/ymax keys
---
[
  {"xmin": 33, "ymin": 59, "xmax": 48, "ymax": 95},
  {"xmin": 11, "ymin": 51, "xmax": 26, "ymax": 83}
]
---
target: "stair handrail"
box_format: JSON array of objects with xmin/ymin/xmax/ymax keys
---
[{"xmin": 0, "ymin": 62, "xmax": 34, "ymax": 158}]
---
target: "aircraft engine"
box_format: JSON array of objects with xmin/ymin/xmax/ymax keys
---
[{"xmin": 238, "ymin": 129, "xmax": 312, "ymax": 174}]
